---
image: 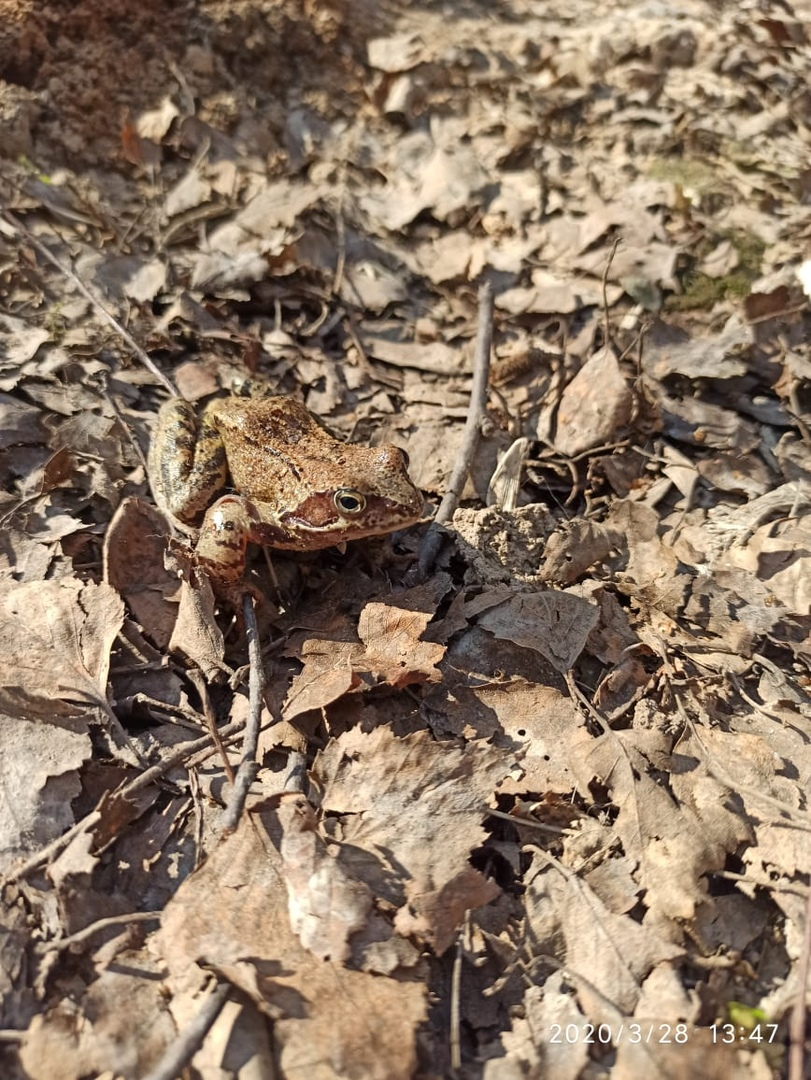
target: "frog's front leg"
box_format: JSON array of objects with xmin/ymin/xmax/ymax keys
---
[
  {"xmin": 149, "ymin": 398, "xmax": 228, "ymax": 525},
  {"xmin": 192, "ymin": 495, "xmax": 260, "ymax": 586},
  {"xmin": 193, "ymin": 495, "xmax": 289, "ymax": 588}
]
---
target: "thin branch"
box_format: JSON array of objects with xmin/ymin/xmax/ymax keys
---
[
  {"xmin": 450, "ymin": 915, "xmax": 466, "ymax": 1070},
  {"xmin": 283, "ymin": 750, "xmax": 308, "ymax": 793},
  {"xmin": 486, "ymin": 807, "xmax": 567, "ymax": 835},
  {"xmin": 44, "ymin": 911, "xmax": 161, "ymax": 956},
  {"xmin": 1, "ymin": 209, "xmax": 175, "ymax": 396},
  {"xmin": 418, "ymin": 279, "xmax": 494, "ymax": 575},
  {"xmin": 141, "ymin": 981, "xmax": 231, "ymax": 1080},
  {"xmin": 188, "ymin": 667, "xmax": 235, "ymax": 786},
  {"xmin": 601, "ymin": 237, "xmax": 620, "ymax": 350},
  {"xmin": 788, "ymin": 882, "xmax": 811, "ymax": 1080},
  {"xmin": 218, "ymin": 593, "xmax": 265, "ymax": 835}
]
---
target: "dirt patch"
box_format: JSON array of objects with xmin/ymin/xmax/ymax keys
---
[{"xmin": 0, "ymin": 0, "xmax": 383, "ymax": 167}]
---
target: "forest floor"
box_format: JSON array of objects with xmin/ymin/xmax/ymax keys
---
[{"xmin": 1, "ymin": 1, "xmax": 811, "ymax": 1078}]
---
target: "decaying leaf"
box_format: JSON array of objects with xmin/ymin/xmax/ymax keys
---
[
  {"xmin": 477, "ymin": 590, "xmax": 599, "ymax": 673},
  {"xmin": 158, "ymin": 812, "xmax": 426, "ymax": 1080},
  {"xmin": 278, "ymin": 793, "xmax": 373, "ymax": 963},
  {"xmin": 0, "ymin": 578, "xmax": 123, "ymax": 723},
  {"xmin": 554, "ymin": 346, "xmax": 634, "ymax": 457}
]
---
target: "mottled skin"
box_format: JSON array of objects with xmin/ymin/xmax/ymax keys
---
[{"xmin": 148, "ymin": 394, "xmax": 424, "ymax": 586}]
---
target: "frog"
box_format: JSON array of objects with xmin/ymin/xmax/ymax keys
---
[{"xmin": 148, "ymin": 389, "xmax": 424, "ymax": 588}]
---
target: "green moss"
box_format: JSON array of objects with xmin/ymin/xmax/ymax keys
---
[
  {"xmin": 44, "ymin": 304, "xmax": 67, "ymax": 339},
  {"xmin": 666, "ymin": 269, "xmax": 753, "ymax": 310},
  {"xmin": 665, "ymin": 228, "xmax": 765, "ymax": 312},
  {"xmin": 647, "ymin": 157, "xmax": 719, "ymax": 194}
]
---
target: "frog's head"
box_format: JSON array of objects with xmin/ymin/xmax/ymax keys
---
[{"xmin": 277, "ymin": 444, "xmax": 424, "ymax": 550}]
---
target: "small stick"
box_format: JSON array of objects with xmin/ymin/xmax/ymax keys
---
[
  {"xmin": 44, "ymin": 911, "xmax": 161, "ymax": 956},
  {"xmin": 218, "ymin": 593, "xmax": 265, "ymax": 835},
  {"xmin": 418, "ymin": 279, "xmax": 494, "ymax": 575},
  {"xmin": 283, "ymin": 750, "xmax": 308, "ymax": 793},
  {"xmin": 450, "ymin": 914, "xmax": 467, "ymax": 1070},
  {"xmin": 788, "ymin": 882, "xmax": 811, "ymax": 1080},
  {"xmin": 1, "ymin": 209, "xmax": 175, "ymax": 396},
  {"xmin": 141, "ymin": 981, "xmax": 231, "ymax": 1080},
  {"xmin": 188, "ymin": 668, "xmax": 235, "ymax": 786},
  {"xmin": 601, "ymin": 237, "xmax": 620, "ymax": 350}
]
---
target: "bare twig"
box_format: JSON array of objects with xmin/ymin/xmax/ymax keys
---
[
  {"xmin": 788, "ymin": 883, "xmax": 811, "ymax": 1080},
  {"xmin": 283, "ymin": 750, "xmax": 308, "ymax": 793},
  {"xmin": 44, "ymin": 911, "xmax": 161, "ymax": 956},
  {"xmin": 486, "ymin": 807, "xmax": 567, "ymax": 835},
  {"xmin": 601, "ymin": 237, "xmax": 621, "ymax": 350},
  {"xmin": 218, "ymin": 593, "xmax": 265, "ymax": 835},
  {"xmin": 418, "ymin": 279, "xmax": 494, "ymax": 575},
  {"xmin": 141, "ymin": 981, "xmax": 231, "ymax": 1080},
  {"xmin": 331, "ymin": 184, "xmax": 347, "ymax": 299},
  {"xmin": 1, "ymin": 209, "xmax": 175, "ymax": 396},
  {"xmin": 188, "ymin": 668, "xmax": 236, "ymax": 786},
  {"xmin": 450, "ymin": 915, "xmax": 466, "ymax": 1071}
]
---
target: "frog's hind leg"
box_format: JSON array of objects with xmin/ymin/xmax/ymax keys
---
[{"xmin": 149, "ymin": 398, "xmax": 227, "ymax": 525}]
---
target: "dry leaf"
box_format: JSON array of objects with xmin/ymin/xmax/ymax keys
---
[{"xmin": 554, "ymin": 346, "xmax": 634, "ymax": 457}]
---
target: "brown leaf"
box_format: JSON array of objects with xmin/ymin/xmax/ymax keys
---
[
  {"xmin": 104, "ymin": 496, "xmax": 178, "ymax": 650},
  {"xmin": 20, "ymin": 968, "xmax": 175, "ymax": 1080},
  {"xmin": 0, "ymin": 578, "xmax": 123, "ymax": 722},
  {"xmin": 0, "ymin": 712, "xmax": 90, "ymax": 872},
  {"xmin": 478, "ymin": 590, "xmax": 599, "ymax": 673},
  {"xmin": 157, "ymin": 814, "xmax": 426, "ymax": 1080},
  {"xmin": 277, "ymin": 794, "xmax": 373, "ymax": 963},
  {"xmin": 527, "ymin": 855, "xmax": 682, "ymax": 1014},
  {"xmin": 163, "ymin": 549, "xmax": 229, "ymax": 682},
  {"xmin": 314, "ymin": 728, "xmax": 511, "ymax": 917},
  {"xmin": 554, "ymin": 346, "xmax": 634, "ymax": 457},
  {"xmin": 395, "ymin": 867, "xmax": 500, "ymax": 954},
  {"xmin": 356, "ymin": 601, "xmax": 445, "ymax": 687},
  {"xmin": 283, "ymin": 645, "xmax": 358, "ymax": 722}
]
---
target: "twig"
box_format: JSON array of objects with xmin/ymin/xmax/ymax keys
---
[
  {"xmin": 218, "ymin": 594, "xmax": 265, "ymax": 835},
  {"xmin": 601, "ymin": 237, "xmax": 620, "ymax": 350},
  {"xmin": 788, "ymin": 882, "xmax": 811, "ymax": 1080},
  {"xmin": 188, "ymin": 668, "xmax": 235, "ymax": 786},
  {"xmin": 714, "ymin": 869, "xmax": 809, "ymax": 899},
  {"xmin": 283, "ymin": 750, "xmax": 308, "ymax": 793},
  {"xmin": 141, "ymin": 981, "xmax": 231, "ymax": 1080},
  {"xmin": 450, "ymin": 914, "xmax": 467, "ymax": 1071},
  {"xmin": 331, "ymin": 183, "xmax": 347, "ymax": 299},
  {"xmin": 1, "ymin": 209, "xmax": 175, "ymax": 396},
  {"xmin": 486, "ymin": 807, "xmax": 567, "ymax": 835},
  {"xmin": 418, "ymin": 279, "xmax": 494, "ymax": 575},
  {"xmin": 44, "ymin": 911, "xmax": 161, "ymax": 956}
]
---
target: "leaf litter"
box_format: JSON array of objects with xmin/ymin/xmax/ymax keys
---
[{"xmin": 1, "ymin": 0, "xmax": 811, "ymax": 1077}]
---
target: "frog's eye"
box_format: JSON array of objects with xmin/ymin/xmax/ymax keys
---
[{"xmin": 334, "ymin": 488, "xmax": 366, "ymax": 514}]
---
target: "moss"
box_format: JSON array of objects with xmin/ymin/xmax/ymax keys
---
[
  {"xmin": 43, "ymin": 304, "xmax": 67, "ymax": 340},
  {"xmin": 647, "ymin": 157, "xmax": 719, "ymax": 195},
  {"xmin": 665, "ymin": 228, "xmax": 765, "ymax": 312}
]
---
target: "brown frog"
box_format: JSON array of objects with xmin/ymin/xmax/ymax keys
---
[{"xmin": 148, "ymin": 390, "xmax": 424, "ymax": 587}]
